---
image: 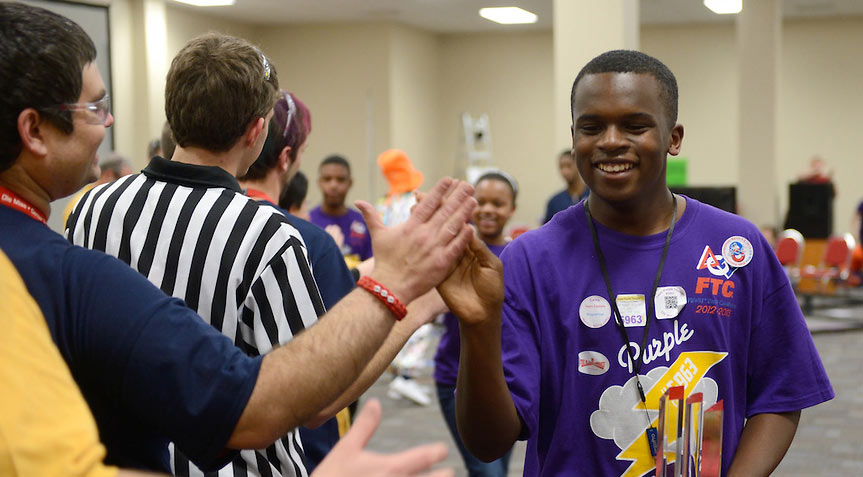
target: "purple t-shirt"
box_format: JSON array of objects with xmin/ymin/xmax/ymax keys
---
[
  {"xmin": 309, "ymin": 206, "xmax": 373, "ymax": 261},
  {"xmin": 501, "ymin": 197, "xmax": 833, "ymax": 477},
  {"xmin": 434, "ymin": 243, "xmax": 507, "ymax": 386}
]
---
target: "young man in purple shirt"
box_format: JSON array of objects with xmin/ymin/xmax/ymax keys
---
[
  {"xmin": 310, "ymin": 155, "xmax": 373, "ymax": 267},
  {"xmin": 442, "ymin": 50, "xmax": 834, "ymax": 477}
]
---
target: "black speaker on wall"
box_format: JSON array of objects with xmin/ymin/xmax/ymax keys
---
[
  {"xmin": 784, "ymin": 183, "xmax": 833, "ymax": 239},
  {"xmin": 670, "ymin": 186, "xmax": 737, "ymax": 214}
]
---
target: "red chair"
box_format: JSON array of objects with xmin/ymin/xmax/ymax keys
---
[
  {"xmin": 800, "ymin": 233, "xmax": 856, "ymax": 288},
  {"xmin": 775, "ymin": 229, "xmax": 804, "ymax": 283}
]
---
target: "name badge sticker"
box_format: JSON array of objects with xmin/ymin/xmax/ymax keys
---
[
  {"xmin": 655, "ymin": 286, "xmax": 687, "ymax": 319},
  {"xmin": 616, "ymin": 294, "xmax": 646, "ymax": 327},
  {"xmin": 580, "ymin": 295, "xmax": 612, "ymax": 328}
]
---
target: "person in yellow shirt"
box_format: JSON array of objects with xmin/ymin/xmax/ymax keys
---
[{"xmin": 0, "ymin": 248, "xmax": 166, "ymax": 477}]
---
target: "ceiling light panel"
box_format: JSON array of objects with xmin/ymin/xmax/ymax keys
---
[
  {"xmin": 173, "ymin": 0, "xmax": 235, "ymax": 7},
  {"xmin": 703, "ymin": 0, "xmax": 743, "ymax": 14},
  {"xmin": 479, "ymin": 6, "xmax": 538, "ymax": 25}
]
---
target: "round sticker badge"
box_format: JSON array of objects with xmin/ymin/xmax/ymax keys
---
[
  {"xmin": 654, "ymin": 286, "xmax": 687, "ymax": 319},
  {"xmin": 722, "ymin": 236, "xmax": 753, "ymax": 268},
  {"xmin": 579, "ymin": 295, "xmax": 612, "ymax": 328}
]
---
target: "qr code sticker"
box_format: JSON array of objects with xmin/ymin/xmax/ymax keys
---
[{"xmin": 664, "ymin": 295, "xmax": 678, "ymax": 309}]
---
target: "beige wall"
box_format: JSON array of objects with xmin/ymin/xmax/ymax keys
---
[
  {"xmin": 388, "ymin": 25, "xmax": 443, "ymax": 186},
  {"xmin": 439, "ymin": 31, "xmax": 555, "ymax": 227},
  {"xmin": 256, "ymin": 23, "xmax": 393, "ymax": 207},
  {"xmin": 642, "ymin": 17, "xmax": 863, "ymax": 234},
  {"xmin": 164, "ymin": 3, "xmax": 257, "ymax": 58},
  {"xmin": 641, "ymin": 22, "xmax": 739, "ymax": 187},
  {"xmin": 779, "ymin": 17, "xmax": 863, "ymax": 236},
  {"xmin": 105, "ymin": 6, "xmax": 863, "ymax": 235}
]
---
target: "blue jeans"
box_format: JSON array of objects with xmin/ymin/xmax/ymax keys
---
[{"xmin": 436, "ymin": 383, "xmax": 512, "ymax": 477}]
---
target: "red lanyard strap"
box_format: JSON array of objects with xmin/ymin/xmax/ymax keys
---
[
  {"xmin": 245, "ymin": 188, "xmax": 277, "ymax": 204},
  {"xmin": 0, "ymin": 185, "xmax": 47, "ymax": 224}
]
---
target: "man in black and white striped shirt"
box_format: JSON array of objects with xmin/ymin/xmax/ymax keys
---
[{"xmin": 67, "ymin": 33, "xmax": 476, "ymax": 477}]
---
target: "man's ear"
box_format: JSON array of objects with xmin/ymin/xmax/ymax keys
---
[
  {"xmin": 246, "ymin": 117, "xmax": 266, "ymax": 146},
  {"xmin": 667, "ymin": 123, "xmax": 684, "ymax": 156},
  {"xmin": 278, "ymin": 146, "xmax": 293, "ymax": 173},
  {"xmin": 17, "ymin": 108, "xmax": 49, "ymax": 157}
]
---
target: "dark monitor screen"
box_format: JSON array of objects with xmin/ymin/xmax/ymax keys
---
[{"xmin": 670, "ymin": 186, "xmax": 737, "ymax": 214}]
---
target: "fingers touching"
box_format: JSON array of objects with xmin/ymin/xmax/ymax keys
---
[{"xmin": 409, "ymin": 177, "xmax": 453, "ymax": 224}]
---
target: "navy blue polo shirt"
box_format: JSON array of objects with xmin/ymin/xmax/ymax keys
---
[{"xmin": 0, "ymin": 205, "xmax": 262, "ymax": 472}]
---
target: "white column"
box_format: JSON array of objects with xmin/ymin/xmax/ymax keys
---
[
  {"xmin": 553, "ymin": 0, "xmax": 639, "ymax": 149},
  {"xmin": 737, "ymin": 0, "xmax": 781, "ymax": 226}
]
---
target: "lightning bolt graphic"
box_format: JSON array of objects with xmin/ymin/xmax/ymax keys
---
[{"xmin": 616, "ymin": 351, "xmax": 727, "ymax": 477}]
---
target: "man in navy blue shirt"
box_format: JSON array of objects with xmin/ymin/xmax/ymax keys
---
[
  {"xmin": 543, "ymin": 148, "xmax": 589, "ymax": 224},
  {"xmin": 0, "ymin": 3, "xmax": 474, "ymax": 473}
]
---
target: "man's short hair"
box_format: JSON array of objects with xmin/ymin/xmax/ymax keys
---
[
  {"xmin": 319, "ymin": 155, "xmax": 351, "ymax": 175},
  {"xmin": 280, "ymin": 170, "xmax": 308, "ymax": 211},
  {"xmin": 147, "ymin": 139, "xmax": 161, "ymax": 159},
  {"xmin": 240, "ymin": 91, "xmax": 311, "ymax": 181},
  {"xmin": 570, "ymin": 50, "xmax": 678, "ymax": 127},
  {"xmin": 99, "ymin": 153, "xmax": 132, "ymax": 178},
  {"xmin": 165, "ymin": 33, "xmax": 279, "ymax": 153},
  {"xmin": 0, "ymin": 3, "xmax": 96, "ymax": 171},
  {"xmin": 160, "ymin": 121, "xmax": 176, "ymax": 160},
  {"xmin": 558, "ymin": 148, "xmax": 573, "ymax": 159}
]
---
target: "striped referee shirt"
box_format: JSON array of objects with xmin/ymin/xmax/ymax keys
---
[{"xmin": 66, "ymin": 157, "xmax": 325, "ymax": 477}]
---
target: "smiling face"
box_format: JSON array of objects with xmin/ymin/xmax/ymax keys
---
[
  {"xmin": 571, "ymin": 72, "xmax": 682, "ymax": 209},
  {"xmin": 472, "ymin": 178, "xmax": 515, "ymax": 245}
]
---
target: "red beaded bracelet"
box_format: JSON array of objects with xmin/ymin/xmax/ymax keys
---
[{"xmin": 357, "ymin": 276, "xmax": 407, "ymax": 321}]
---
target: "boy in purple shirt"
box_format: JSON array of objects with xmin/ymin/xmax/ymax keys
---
[
  {"xmin": 310, "ymin": 155, "xmax": 373, "ymax": 267},
  {"xmin": 441, "ymin": 50, "xmax": 833, "ymax": 477}
]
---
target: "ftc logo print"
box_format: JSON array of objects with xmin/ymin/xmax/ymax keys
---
[{"xmin": 696, "ymin": 245, "xmax": 736, "ymax": 279}]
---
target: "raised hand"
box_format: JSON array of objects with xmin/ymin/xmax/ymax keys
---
[
  {"xmin": 356, "ymin": 178, "xmax": 476, "ymax": 304},
  {"xmin": 437, "ymin": 234, "xmax": 504, "ymax": 325},
  {"xmin": 312, "ymin": 399, "xmax": 454, "ymax": 477}
]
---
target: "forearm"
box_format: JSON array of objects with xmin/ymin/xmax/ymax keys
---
[
  {"xmin": 455, "ymin": 318, "xmax": 521, "ymax": 462},
  {"xmin": 228, "ymin": 285, "xmax": 398, "ymax": 448},
  {"xmin": 727, "ymin": 411, "xmax": 801, "ymax": 477},
  {"xmin": 309, "ymin": 312, "xmax": 423, "ymax": 425}
]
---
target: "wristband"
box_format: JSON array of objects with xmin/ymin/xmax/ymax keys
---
[{"xmin": 357, "ymin": 276, "xmax": 407, "ymax": 320}]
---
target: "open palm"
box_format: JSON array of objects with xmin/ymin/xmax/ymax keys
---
[{"xmin": 437, "ymin": 235, "xmax": 504, "ymax": 325}]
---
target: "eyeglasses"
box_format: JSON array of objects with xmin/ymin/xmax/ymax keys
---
[
  {"xmin": 57, "ymin": 95, "xmax": 111, "ymax": 125},
  {"xmin": 282, "ymin": 91, "xmax": 296, "ymax": 138}
]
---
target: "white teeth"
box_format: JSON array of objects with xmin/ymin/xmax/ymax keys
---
[{"xmin": 597, "ymin": 163, "xmax": 634, "ymax": 173}]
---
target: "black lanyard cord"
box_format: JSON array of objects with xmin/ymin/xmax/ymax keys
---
[{"xmin": 584, "ymin": 195, "xmax": 677, "ymax": 406}]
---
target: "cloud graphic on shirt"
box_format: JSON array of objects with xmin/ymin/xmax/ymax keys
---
[{"xmin": 590, "ymin": 368, "xmax": 720, "ymax": 450}]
